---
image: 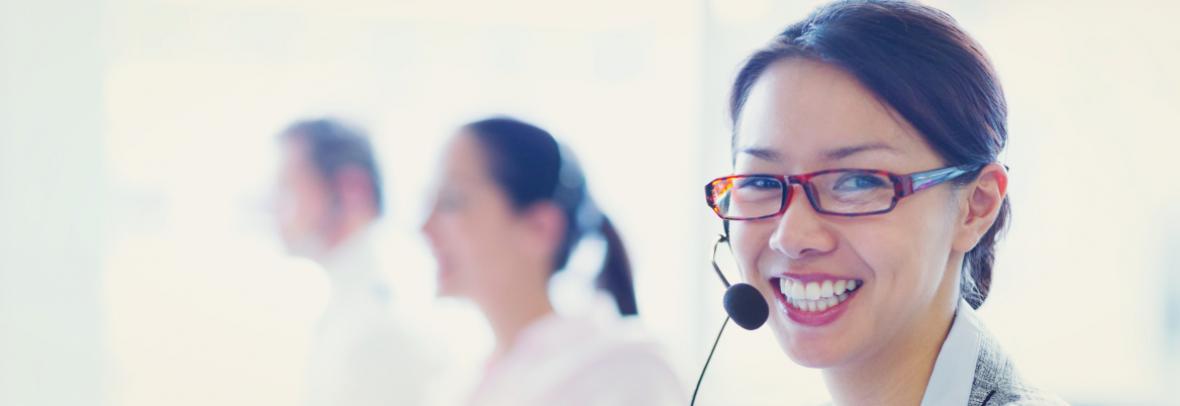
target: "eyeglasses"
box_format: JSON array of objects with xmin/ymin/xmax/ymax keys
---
[{"xmin": 705, "ymin": 164, "xmax": 984, "ymax": 220}]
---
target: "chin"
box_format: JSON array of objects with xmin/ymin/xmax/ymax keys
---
[
  {"xmin": 783, "ymin": 342, "xmax": 845, "ymax": 369},
  {"xmin": 772, "ymin": 320, "xmax": 854, "ymax": 369},
  {"xmin": 280, "ymin": 239, "xmax": 316, "ymax": 259},
  {"xmin": 435, "ymin": 277, "xmax": 458, "ymax": 297}
]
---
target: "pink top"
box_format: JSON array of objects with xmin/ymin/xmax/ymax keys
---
[{"xmin": 465, "ymin": 313, "xmax": 687, "ymax": 406}]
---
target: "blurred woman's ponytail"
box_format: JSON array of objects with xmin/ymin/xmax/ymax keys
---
[
  {"xmin": 596, "ymin": 217, "xmax": 638, "ymax": 316},
  {"xmin": 465, "ymin": 116, "xmax": 638, "ymax": 316}
]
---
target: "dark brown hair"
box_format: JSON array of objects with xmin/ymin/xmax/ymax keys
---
[
  {"xmin": 465, "ymin": 117, "xmax": 638, "ymax": 316},
  {"xmin": 729, "ymin": 0, "xmax": 1009, "ymax": 309}
]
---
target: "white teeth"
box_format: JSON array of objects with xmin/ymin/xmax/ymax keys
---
[
  {"xmin": 820, "ymin": 280, "xmax": 834, "ymax": 298},
  {"xmin": 805, "ymin": 282, "xmax": 821, "ymax": 300},
  {"xmin": 777, "ymin": 278, "xmax": 865, "ymax": 314},
  {"xmin": 777, "ymin": 277, "xmax": 865, "ymax": 314},
  {"xmin": 791, "ymin": 282, "xmax": 806, "ymax": 299}
]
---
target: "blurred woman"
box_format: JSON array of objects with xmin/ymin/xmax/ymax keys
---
[
  {"xmin": 422, "ymin": 117, "xmax": 685, "ymax": 406},
  {"xmin": 704, "ymin": 1, "xmax": 1066, "ymax": 405}
]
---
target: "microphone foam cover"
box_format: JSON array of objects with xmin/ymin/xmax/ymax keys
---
[{"xmin": 724, "ymin": 283, "xmax": 769, "ymax": 330}]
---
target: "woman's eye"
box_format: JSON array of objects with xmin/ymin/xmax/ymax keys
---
[
  {"xmin": 737, "ymin": 177, "xmax": 781, "ymax": 190},
  {"xmin": 437, "ymin": 190, "xmax": 465, "ymax": 210},
  {"xmin": 833, "ymin": 173, "xmax": 888, "ymax": 191}
]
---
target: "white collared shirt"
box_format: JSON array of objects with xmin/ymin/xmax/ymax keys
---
[
  {"xmin": 920, "ymin": 299, "xmax": 984, "ymax": 406},
  {"xmin": 306, "ymin": 227, "xmax": 440, "ymax": 406}
]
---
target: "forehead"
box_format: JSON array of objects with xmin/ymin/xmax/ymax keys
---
[
  {"xmin": 441, "ymin": 132, "xmax": 493, "ymax": 184},
  {"xmin": 279, "ymin": 137, "xmax": 315, "ymax": 172},
  {"xmin": 734, "ymin": 58, "xmax": 936, "ymax": 170}
]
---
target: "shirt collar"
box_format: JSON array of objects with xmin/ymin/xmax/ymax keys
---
[
  {"xmin": 321, "ymin": 225, "xmax": 389, "ymax": 301},
  {"xmin": 920, "ymin": 299, "xmax": 984, "ymax": 406}
]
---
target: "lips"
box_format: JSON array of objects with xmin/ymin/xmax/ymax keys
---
[{"xmin": 769, "ymin": 274, "xmax": 864, "ymax": 327}]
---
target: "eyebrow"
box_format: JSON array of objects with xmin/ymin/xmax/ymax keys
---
[
  {"xmin": 822, "ymin": 143, "xmax": 898, "ymax": 161},
  {"xmin": 736, "ymin": 147, "xmax": 782, "ymax": 162},
  {"xmin": 737, "ymin": 142, "xmax": 898, "ymax": 163}
]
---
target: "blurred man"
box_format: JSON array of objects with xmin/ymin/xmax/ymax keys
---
[{"xmin": 275, "ymin": 118, "xmax": 434, "ymax": 406}]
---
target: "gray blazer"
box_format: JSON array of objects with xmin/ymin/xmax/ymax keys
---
[
  {"xmin": 817, "ymin": 311, "xmax": 1067, "ymax": 405},
  {"xmin": 968, "ymin": 328, "xmax": 1068, "ymax": 406}
]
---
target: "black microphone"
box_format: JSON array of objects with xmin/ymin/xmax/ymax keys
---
[
  {"xmin": 690, "ymin": 237, "xmax": 770, "ymax": 405},
  {"xmin": 724, "ymin": 283, "xmax": 769, "ymax": 330},
  {"xmin": 706, "ymin": 236, "xmax": 769, "ymax": 328}
]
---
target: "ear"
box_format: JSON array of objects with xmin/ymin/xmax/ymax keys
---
[
  {"xmin": 332, "ymin": 165, "xmax": 376, "ymax": 215},
  {"xmin": 952, "ymin": 163, "xmax": 1008, "ymax": 252},
  {"xmin": 518, "ymin": 202, "xmax": 567, "ymax": 260}
]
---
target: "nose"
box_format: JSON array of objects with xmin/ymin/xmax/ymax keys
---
[
  {"xmin": 769, "ymin": 184, "xmax": 837, "ymax": 260},
  {"xmin": 420, "ymin": 208, "xmax": 438, "ymax": 240}
]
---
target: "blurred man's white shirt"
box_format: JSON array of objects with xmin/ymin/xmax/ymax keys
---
[{"xmin": 306, "ymin": 226, "xmax": 439, "ymax": 406}]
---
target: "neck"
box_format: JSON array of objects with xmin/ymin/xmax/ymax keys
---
[
  {"xmin": 314, "ymin": 212, "xmax": 376, "ymax": 266},
  {"xmin": 478, "ymin": 272, "xmax": 555, "ymax": 358},
  {"xmin": 823, "ymin": 285, "xmax": 959, "ymax": 406}
]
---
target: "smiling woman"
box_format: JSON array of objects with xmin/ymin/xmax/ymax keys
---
[{"xmin": 706, "ymin": 1, "xmax": 1068, "ymax": 405}]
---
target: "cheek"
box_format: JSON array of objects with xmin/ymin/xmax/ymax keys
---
[
  {"xmin": 729, "ymin": 221, "xmax": 776, "ymax": 282},
  {"xmin": 438, "ymin": 216, "xmax": 484, "ymax": 272},
  {"xmin": 437, "ymin": 211, "xmax": 518, "ymax": 295},
  {"xmin": 846, "ymin": 225, "xmax": 922, "ymax": 316},
  {"xmin": 857, "ymin": 198, "xmax": 959, "ymax": 299},
  {"xmin": 281, "ymin": 191, "xmax": 325, "ymax": 233},
  {"xmin": 840, "ymin": 207, "xmax": 957, "ymax": 341}
]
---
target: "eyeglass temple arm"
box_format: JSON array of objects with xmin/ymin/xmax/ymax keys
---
[
  {"xmin": 711, "ymin": 234, "xmax": 732, "ymax": 288},
  {"xmin": 902, "ymin": 164, "xmax": 983, "ymax": 196}
]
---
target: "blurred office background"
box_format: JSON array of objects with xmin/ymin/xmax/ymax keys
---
[{"xmin": 2, "ymin": 0, "xmax": 1177, "ymax": 405}]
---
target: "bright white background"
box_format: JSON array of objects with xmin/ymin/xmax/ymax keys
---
[{"xmin": 1, "ymin": 0, "xmax": 1177, "ymax": 405}]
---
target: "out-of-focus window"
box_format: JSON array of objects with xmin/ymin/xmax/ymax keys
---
[{"xmin": 101, "ymin": 1, "xmax": 707, "ymax": 405}]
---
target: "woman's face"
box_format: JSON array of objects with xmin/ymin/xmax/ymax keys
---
[
  {"xmin": 421, "ymin": 133, "xmax": 532, "ymax": 302},
  {"xmin": 730, "ymin": 58, "xmax": 966, "ymax": 368}
]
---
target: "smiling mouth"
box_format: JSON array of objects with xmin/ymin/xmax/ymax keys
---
[{"xmin": 771, "ymin": 277, "xmax": 863, "ymax": 312}]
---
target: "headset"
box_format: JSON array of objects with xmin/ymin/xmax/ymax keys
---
[{"xmin": 689, "ymin": 229, "xmax": 770, "ymax": 406}]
